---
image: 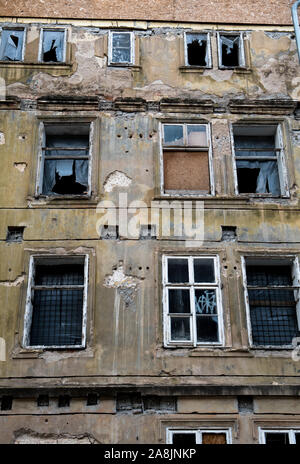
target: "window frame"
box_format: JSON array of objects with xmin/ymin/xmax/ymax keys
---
[
  {"xmin": 38, "ymin": 27, "xmax": 67, "ymax": 64},
  {"xmin": 259, "ymin": 428, "xmax": 300, "ymax": 444},
  {"xmin": 230, "ymin": 123, "xmax": 290, "ymax": 198},
  {"xmin": 241, "ymin": 255, "xmax": 300, "ymax": 349},
  {"xmin": 23, "ymin": 254, "xmax": 89, "ymax": 349},
  {"xmin": 166, "ymin": 428, "xmax": 232, "ymax": 444},
  {"xmin": 217, "ymin": 31, "xmax": 245, "ymax": 69},
  {"xmin": 159, "ymin": 122, "xmax": 215, "ymax": 197},
  {"xmin": 0, "ymin": 26, "xmax": 26, "ymax": 62},
  {"xmin": 184, "ymin": 32, "xmax": 212, "ymax": 68},
  {"xmin": 162, "ymin": 255, "xmax": 224, "ymax": 348},
  {"xmin": 108, "ymin": 31, "xmax": 135, "ymax": 66},
  {"xmin": 35, "ymin": 120, "xmax": 94, "ymax": 198}
]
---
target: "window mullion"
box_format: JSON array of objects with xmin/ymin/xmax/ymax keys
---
[{"xmin": 190, "ymin": 285, "xmax": 197, "ymax": 347}]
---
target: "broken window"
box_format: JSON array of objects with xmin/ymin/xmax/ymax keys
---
[
  {"xmin": 23, "ymin": 256, "xmax": 88, "ymax": 348},
  {"xmin": 163, "ymin": 256, "xmax": 223, "ymax": 347},
  {"xmin": 39, "ymin": 123, "xmax": 91, "ymax": 196},
  {"xmin": 233, "ymin": 125, "xmax": 286, "ymax": 196},
  {"xmin": 162, "ymin": 123, "xmax": 212, "ymax": 194},
  {"xmin": 260, "ymin": 429, "xmax": 300, "ymax": 444},
  {"xmin": 40, "ymin": 29, "xmax": 65, "ymax": 63},
  {"xmin": 185, "ymin": 33, "xmax": 210, "ymax": 67},
  {"xmin": 167, "ymin": 429, "xmax": 231, "ymax": 444},
  {"xmin": 219, "ymin": 33, "xmax": 244, "ymax": 68},
  {"xmin": 244, "ymin": 258, "xmax": 300, "ymax": 347},
  {"xmin": 109, "ymin": 31, "xmax": 134, "ymax": 65},
  {"xmin": 0, "ymin": 28, "xmax": 25, "ymax": 61}
]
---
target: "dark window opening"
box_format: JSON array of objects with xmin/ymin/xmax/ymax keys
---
[
  {"xmin": 58, "ymin": 395, "xmax": 70, "ymax": 408},
  {"xmin": 234, "ymin": 129, "xmax": 281, "ymax": 195},
  {"xmin": 37, "ymin": 395, "xmax": 49, "ymax": 407},
  {"xmin": 29, "ymin": 261, "xmax": 85, "ymax": 347},
  {"xmin": 172, "ymin": 433, "xmax": 196, "ymax": 445},
  {"xmin": 87, "ymin": 393, "xmax": 98, "ymax": 406},
  {"xmin": 187, "ymin": 34, "xmax": 207, "ymax": 66},
  {"xmin": 246, "ymin": 263, "xmax": 299, "ymax": 346},
  {"xmin": 42, "ymin": 124, "xmax": 90, "ymax": 196},
  {"xmin": 1, "ymin": 396, "xmax": 13, "ymax": 411},
  {"xmin": 265, "ymin": 433, "xmax": 290, "ymax": 445},
  {"xmin": 0, "ymin": 29, "xmax": 24, "ymax": 61},
  {"xmin": 116, "ymin": 393, "xmax": 142, "ymax": 412},
  {"xmin": 42, "ymin": 30, "xmax": 64, "ymax": 63},
  {"xmin": 221, "ymin": 226, "xmax": 237, "ymax": 242},
  {"xmin": 101, "ymin": 225, "xmax": 119, "ymax": 240},
  {"xmin": 220, "ymin": 34, "xmax": 240, "ymax": 67},
  {"xmin": 6, "ymin": 226, "xmax": 25, "ymax": 242}
]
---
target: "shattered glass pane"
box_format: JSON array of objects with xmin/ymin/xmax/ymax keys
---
[
  {"xmin": 163, "ymin": 125, "xmax": 184, "ymax": 145},
  {"xmin": 0, "ymin": 29, "xmax": 24, "ymax": 61},
  {"xmin": 42, "ymin": 30, "xmax": 64, "ymax": 62},
  {"xmin": 187, "ymin": 125, "xmax": 207, "ymax": 146},
  {"xmin": 170, "ymin": 317, "xmax": 190, "ymax": 340},
  {"xmin": 168, "ymin": 258, "xmax": 189, "ymax": 283},
  {"xmin": 168, "ymin": 289, "xmax": 190, "ymax": 313},
  {"xmin": 186, "ymin": 33, "xmax": 207, "ymax": 66},
  {"xmin": 111, "ymin": 32, "xmax": 131, "ymax": 63},
  {"xmin": 220, "ymin": 34, "xmax": 240, "ymax": 67},
  {"xmin": 194, "ymin": 258, "xmax": 215, "ymax": 282}
]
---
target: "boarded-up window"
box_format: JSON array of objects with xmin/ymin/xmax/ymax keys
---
[
  {"xmin": 202, "ymin": 433, "xmax": 227, "ymax": 444},
  {"xmin": 162, "ymin": 124, "xmax": 211, "ymax": 194},
  {"xmin": 0, "ymin": 29, "xmax": 25, "ymax": 61}
]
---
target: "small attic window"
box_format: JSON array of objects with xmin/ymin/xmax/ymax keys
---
[
  {"xmin": 0, "ymin": 29, "xmax": 25, "ymax": 61},
  {"xmin": 218, "ymin": 33, "xmax": 245, "ymax": 68},
  {"xmin": 38, "ymin": 122, "xmax": 92, "ymax": 197},
  {"xmin": 40, "ymin": 29, "xmax": 66, "ymax": 63},
  {"xmin": 185, "ymin": 33, "xmax": 210, "ymax": 67}
]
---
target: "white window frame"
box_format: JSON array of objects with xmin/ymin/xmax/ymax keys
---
[
  {"xmin": 108, "ymin": 31, "xmax": 135, "ymax": 65},
  {"xmin": 217, "ymin": 32, "xmax": 245, "ymax": 69},
  {"xmin": 38, "ymin": 27, "xmax": 67, "ymax": 63},
  {"xmin": 159, "ymin": 122, "xmax": 214, "ymax": 196},
  {"xmin": 0, "ymin": 26, "xmax": 26, "ymax": 62},
  {"xmin": 23, "ymin": 254, "xmax": 89, "ymax": 349},
  {"xmin": 184, "ymin": 32, "xmax": 212, "ymax": 68},
  {"xmin": 167, "ymin": 428, "xmax": 232, "ymax": 444},
  {"xmin": 241, "ymin": 255, "xmax": 300, "ymax": 348},
  {"xmin": 162, "ymin": 255, "xmax": 224, "ymax": 347},
  {"xmin": 230, "ymin": 123, "xmax": 290, "ymax": 198},
  {"xmin": 35, "ymin": 121, "xmax": 94, "ymax": 197},
  {"xmin": 259, "ymin": 428, "xmax": 300, "ymax": 444}
]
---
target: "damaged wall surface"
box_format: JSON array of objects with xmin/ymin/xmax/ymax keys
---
[{"xmin": 0, "ymin": 5, "xmax": 300, "ymax": 444}]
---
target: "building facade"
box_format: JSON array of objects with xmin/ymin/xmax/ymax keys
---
[{"xmin": 0, "ymin": 0, "xmax": 300, "ymax": 444}]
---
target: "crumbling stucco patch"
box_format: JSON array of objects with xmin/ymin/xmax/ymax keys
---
[
  {"xmin": 14, "ymin": 429, "xmax": 98, "ymax": 444},
  {"xmin": 104, "ymin": 171, "xmax": 132, "ymax": 192},
  {"xmin": 103, "ymin": 263, "xmax": 143, "ymax": 305},
  {"xmin": 0, "ymin": 273, "xmax": 25, "ymax": 287},
  {"xmin": 14, "ymin": 162, "xmax": 27, "ymax": 172},
  {"xmin": 0, "ymin": 132, "xmax": 5, "ymax": 144}
]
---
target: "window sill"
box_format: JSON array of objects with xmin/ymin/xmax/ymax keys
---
[
  {"xmin": 0, "ymin": 61, "xmax": 72, "ymax": 70},
  {"xmin": 28, "ymin": 195, "xmax": 100, "ymax": 208},
  {"xmin": 108, "ymin": 63, "xmax": 141, "ymax": 71},
  {"xmin": 179, "ymin": 66, "xmax": 211, "ymax": 73},
  {"xmin": 219, "ymin": 66, "xmax": 252, "ymax": 74},
  {"xmin": 12, "ymin": 346, "xmax": 94, "ymax": 360}
]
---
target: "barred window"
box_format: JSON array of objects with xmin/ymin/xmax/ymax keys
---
[
  {"xmin": 167, "ymin": 429, "xmax": 231, "ymax": 444},
  {"xmin": 23, "ymin": 256, "xmax": 88, "ymax": 348},
  {"xmin": 161, "ymin": 123, "xmax": 213, "ymax": 195},
  {"xmin": 243, "ymin": 258, "xmax": 300, "ymax": 347},
  {"xmin": 163, "ymin": 256, "xmax": 223, "ymax": 347},
  {"xmin": 260, "ymin": 429, "xmax": 300, "ymax": 445}
]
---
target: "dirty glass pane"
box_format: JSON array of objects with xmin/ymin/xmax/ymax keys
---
[
  {"xmin": 236, "ymin": 160, "xmax": 280, "ymax": 195},
  {"xmin": 187, "ymin": 125, "xmax": 207, "ymax": 146},
  {"xmin": 163, "ymin": 125, "xmax": 184, "ymax": 146},
  {"xmin": 42, "ymin": 30, "xmax": 65, "ymax": 62},
  {"xmin": 246, "ymin": 265, "xmax": 292, "ymax": 286},
  {"xmin": 35, "ymin": 264, "xmax": 84, "ymax": 286},
  {"xmin": 196, "ymin": 315, "xmax": 219, "ymax": 342},
  {"xmin": 248, "ymin": 289, "xmax": 298, "ymax": 346},
  {"xmin": 202, "ymin": 433, "xmax": 226, "ymax": 444},
  {"xmin": 43, "ymin": 159, "xmax": 88, "ymax": 195},
  {"xmin": 0, "ymin": 29, "xmax": 24, "ymax": 61},
  {"xmin": 168, "ymin": 258, "xmax": 189, "ymax": 283},
  {"xmin": 172, "ymin": 433, "xmax": 196, "ymax": 445},
  {"xmin": 186, "ymin": 33, "xmax": 207, "ymax": 66},
  {"xmin": 170, "ymin": 317, "xmax": 190, "ymax": 341},
  {"xmin": 168, "ymin": 289, "xmax": 190, "ymax": 313},
  {"xmin": 220, "ymin": 34, "xmax": 240, "ymax": 67},
  {"xmin": 195, "ymin": 289, "xmax": 217, "ymax": 314},
  {"xmin": 265, "ymin": 433, "xmax": 289, "ymax": 445},
  {"xmin": 194, "ymin": 258, "xmax": 215, "ymax": 283},
  {"xmin": 111, "ymin": 32, "xmax": 131, "ymax": 63},
  {"xmin": 234, "ymin": 135, "xmax": 275, "ymax": 158}
]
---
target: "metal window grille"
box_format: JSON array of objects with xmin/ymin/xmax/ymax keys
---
[
  {"xmin": 246, "ymin": 264, "xmax": 299, "ymax": 346},
  {"xmin": 29, "ymin": 263, "xmax": 85, "ymax": 347}
]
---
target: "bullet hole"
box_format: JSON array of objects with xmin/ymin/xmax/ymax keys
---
[
  {"xmin": 124, "ymin": 127, "xmax": 128, "ymax": 130},
  {"xmin": 149, "ymin": 134, "xmax": 152, "ymax": 138},
  {"xmin": 145, "ymin": 169, "xmax": 149, "ymax": 172},
  {"xmin": 45, "ymin": 419, "xmax": 48, "ymax": 423},
  {"xmin": 117, "ymin": 134, "xmax": 121, "ymax": 138},
  {"xmin": 129, "ymin": 266, "xmax": 132, "ymax": 270},
  {"xmin": 139, "ymin": 267, "xmax": 142, "ymax": 270},
  {"xmin": 8, "ymin": 268, "xmax": 11, "ymax": 272},
  {"xmin": 129, "ymin": 134, "xmax": 133, "ymax": 139},
  {"xmin": 234, "ymin": 266, "xmax": 237, "ymax": 270},
  {"xmin": 139, "ymin": 134, "xmax": 143, "ymax": 138},
  {"xmin": 224, "ymin": 266, "xmax": 228, "ymax": 269},
  {"xmin": 146, "ymin": 267, "xmax": 149, "ymax": 270},
  {"xmin": 125, "ymin": 150, "xmax": 129, "ymax": 153}
]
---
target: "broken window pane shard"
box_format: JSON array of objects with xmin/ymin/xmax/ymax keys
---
[
  {"xmin": 42, "ymin": 30, "xmax": 64, "ymax": 62},
  {"xmin": 186, "ymin": 33, "xmax": 208, "ymax": 66},
  {"xmin": 220, "ymin": 34, "xmax": 240, "ymax": 67},
  {"xmin": 0, "ymin": 29, "xmax": 24, "ymax": 61}
]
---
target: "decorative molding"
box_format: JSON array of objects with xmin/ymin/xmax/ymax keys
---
[
  {"xmin": 113, "ymin": 98, "xmax": 146, "ymax": 112},
  {"xmin": 160, "ymin": 98, "xmax": 214, "ymax": 113},
  {"xmin": 229, "ymin": 99, "xmax": 296, "ymax": 115},
  {"xmin": 37, "ymin": 96, "xmax": 99, "ymax": 111}
]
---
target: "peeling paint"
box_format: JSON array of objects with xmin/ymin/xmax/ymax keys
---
[
  {"xmin": 103, "ymin": 263, "xmax": 143, "ymax": 305},
  {"xmin": 14, "ymin": 162, "xmax": 27, "ymax": 172},
  {"xmin": 0, "ymin": 274, "xmax": 25, "ymax": 287},
  {"xmin": 103, "ymin": 170, "xmax": 132, "ymax": 192}
]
